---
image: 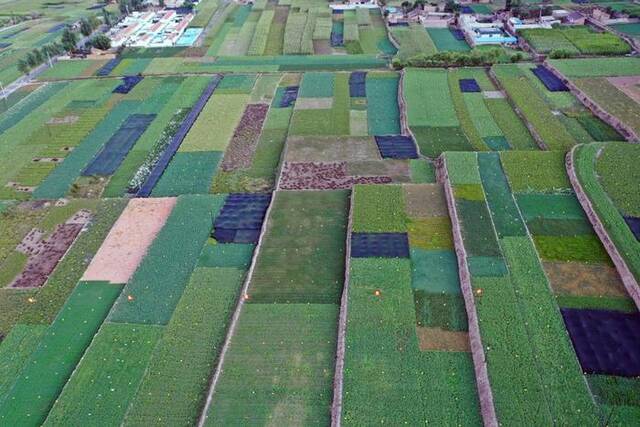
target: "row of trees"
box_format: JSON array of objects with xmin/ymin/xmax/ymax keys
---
[
  {"xmin": 17, "ymin": 9, "xmax": 114, "ymax": 75},
  {"xmin": 392, "ymin": 48, "xmax": 524, "ymax": 68}
]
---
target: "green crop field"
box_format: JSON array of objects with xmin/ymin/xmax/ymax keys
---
[{"xmin": 0, "ymin": 1, "xmax": 639, "ymax": 423}]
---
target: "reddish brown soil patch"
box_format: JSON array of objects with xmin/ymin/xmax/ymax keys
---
[
  {"xmin": 82, "ymin": 198, "xmax": 176, "ymax": 284},
  {"xmin": 220, "ymin": 104, "xmax": 269, "ymax": 172},
  {"xmin": 313, "ymin": 40, "xmax": 332, "ymax": 55},
  {"xmin": 403, "ymin": 183, "xmax": 448, "ymax": 218},
  {"xmin": 278, "ymin": 162, "xmax": 392, "ymax": 190},
  {"xmin": 543, "ymin": 261, "xmax": 628, "ymax": 298},
  {"xmin": 416, "ymin": 326, "xmax": 470, "ymax": 352},
  {"xmin": 10, "ymin": 210, "xmax": 92, "ymax": 288}
]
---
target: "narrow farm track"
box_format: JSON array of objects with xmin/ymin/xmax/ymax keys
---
[{"xmin": 196, "ymin": 188, "xmax": 277, "ymax": 427}]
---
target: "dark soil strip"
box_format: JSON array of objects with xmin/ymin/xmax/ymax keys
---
[
  {"xmin": 220, "ymin": 104, "xmax": 269, "ymax": 171},
  {"xmin": 278, "ymin": 162, "xmax": 391, "ymax": 190},
  {"xmin": 10, "ymin": 223, "xmax": 85, "ymax": 288}
]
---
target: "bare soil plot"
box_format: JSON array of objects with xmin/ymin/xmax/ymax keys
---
[
  {"xmin": 543, "ymin": 261, "xmax": 628, "ymax": 298},
  {"xmin": 81, "ymin": 198, "xmax": 176, "ymax": 284},
  {"xmin": 404, "ymin": 183, "xmax": 448, "ymax": 218},
  {"xmin": 607, "ymin": 76, "xmax": 640, "ymax": 104},
  {"xmin": 9, "ymin": 210, "xmax": 92, "ymax": 288},
  {"xmin": 284, "ymin": 136, "xmax": 380, "ymax": 163},
  {"xmin": 220, "ymin": 104, "xmax": 269, "ymax": 171},
  {"xmin": 416, "ymin": 326, "xmax": 470, "ymax": 352}
]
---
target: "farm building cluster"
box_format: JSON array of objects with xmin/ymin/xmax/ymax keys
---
[{"xmin": 107, "ymin": 8, "xmax": 199, "ymax": 47}]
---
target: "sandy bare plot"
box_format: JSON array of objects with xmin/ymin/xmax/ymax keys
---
[
  {"xmin": 416, "ymin": 326, "xmax": 470, "ymax": 352},
  {"xmin": 483, "ymin": 91, "xmax": 505, "ymax": 99},
  {"xmin": 294, "ymin": 97, "xmax": 333, "ymax": 110},
  {"xmin": 81, "ymin": 197, "xmax": 176, "ymax": 284},
  {"xmin": 607, "ymin": 76, "xmax": 640, "ymax": 104},
  {"xmin": 543, "ymin": 261, "xmax": 628, "ymax": 298},
  {"xmin": 285, "ymin": 136, "xmax": 380, "ymax": 163},
  {"xmin": 403, "ymin": 183, "xmax": 448, "ymax": 218}
]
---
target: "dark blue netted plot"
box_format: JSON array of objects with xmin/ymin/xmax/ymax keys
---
[
  {"xmin": 331, "ymin": 21, "xmax": 344, "ymax": 47},
  {"xmin": 459, "ymin": 78, "xmax": 480, "ymax": 93},
  {"xmin": 349, "ymin": 71, "xmax": 367, "ymax": 97},
  {"xmin": 532, "ymin": 65, "xmax": 568, "ymax": 92},
  {"xmin": 279, "ymin": 86, "xmax": 299, "ymax": 108},
  {"xmin": 136, "ymin": 75, "xmax": 222, "ymax": 197},
  {"xmin": 97, "ymin": 57, "xmax": 122, "ymax": 77},
  {"xmin": 331, "ymin": 32, "xmax": 344, "ymax": 47},
  {"xmin": 332, "ymin": 9, "xmax": 344, "ymax": 14},
  {"xmin": 351, "ymin": 233, "xmax": 410, "ymax": 258},
  {"xmin": 461, "ymin": 6, "xmax": 473, "ymax": 13},
  {"xmin": 624, "ymin": 216, "xmax": 640, "ymax": 240},
  {"xmin": 388, "ymin": 22, "xmax": 409, "ymax": 27},
  {"xmin": 375, "ymin": 135, "xmax": 418, "ymax": 159},
  {"xmin": 451, "ymin": 29, "xmax": 465, "ymax": 40},
  {"xmin": 112, "ymin": 75, "xmax": 144, "ymax": 94},
  {"xmin": 561, "ymin": 308, "xmax": 640, "ymax": 377},
  {"xmin": 83, "ymin": 114, "xmax": 156, "ymax": 176},
  {"xmin": 0, "ymin": 42, "xmax": 10, "ymax": 49},
  {"xmin": 213, "ymin": 193, "xmax": 272, "ymax": 243}
]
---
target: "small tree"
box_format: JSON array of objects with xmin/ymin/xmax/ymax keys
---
[
  {"xmin": 91, "ymin": 34, "xmax": 112, "ymax": 50},
  {"xmin": 102, "ymin": 8, "xmax": 112, "ymax": 26},
  {"xmin": 61, "ymin": 27, "xmax": 78, "ymax": 51},
  {"xmin": 89, "ymin": 15, "xmax": 101, "ymax": 30},
  {"xmin": 31, "ymin": 48, "xmax": 44, "ymax": 64},
  {"xmin": 25, "ymin": 51, "xmax": 37, "ymax": 67},
  {"xmin": 17, "ymin": 58, "xmax": 30, "ymax": 75},
  {"xmin": 80, "ymin": 18, "xmax": 93, "ymax": 37}
]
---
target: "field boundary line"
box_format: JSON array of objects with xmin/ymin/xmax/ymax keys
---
[
  {"xmin": 566, "ymin": 146, "xmax": 640, "ymax": 309},
  {"xmin": 487, "ymin": 67, "xmax": 548, "ymax": 150},
  {"xmin": 330, "ymin": 188, "xmax": 354, "ymax": 427},
  {"xmin": 196, "ymin": 190, "xmax": 279, "ymax": 427},
  {"xmin": 543, "ymin": 60, "xmax": 639, "ymax": 142},
  {"xmin": 436, "ymin": 156, "xmax": 498, "ymax": 427}
]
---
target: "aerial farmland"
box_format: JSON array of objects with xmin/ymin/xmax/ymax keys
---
[{"xmin": 0, "ymin": 0, "xmax": 638, "ymax": 425}]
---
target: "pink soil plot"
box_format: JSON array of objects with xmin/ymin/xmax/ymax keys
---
[
  {"xmin": 278, "ymin": 161, "xmax": 392, "ymax": 190},
  {"xmin": 220, "ymin": 104, "xmax": 269, "ymax": 172},
  {"xmin": 81, "ymin": 197, "xmax": 176, "ymax": 285},
  {"xmin": 10, "ymin": 210, "xmax": 93, "ymax": 288},
  {"xmin": 607, "ymin": 76, "xmax": 640, "ymax": 105}
]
